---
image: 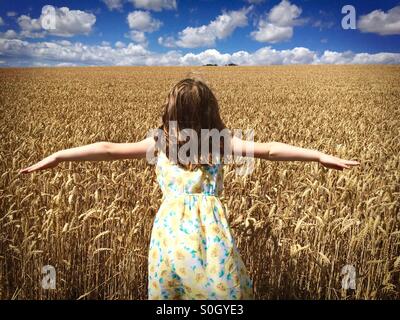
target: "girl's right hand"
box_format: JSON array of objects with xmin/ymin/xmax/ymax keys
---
[
  {"xmin": 19, "ymin": 154, "xmax": 60, "ymax": 174},
  {"xmin": 318, "ymin": 153, "xmax": 360, "ymax": 171}
]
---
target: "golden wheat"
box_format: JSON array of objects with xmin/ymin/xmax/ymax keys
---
[{"xmin": 0, "ymin": 65, "xmax": 399, "ymax": 299}]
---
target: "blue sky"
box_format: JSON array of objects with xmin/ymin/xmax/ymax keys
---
[{"xmin": 0, "ymin": 0, "xmax": 399, "ymax": 66}]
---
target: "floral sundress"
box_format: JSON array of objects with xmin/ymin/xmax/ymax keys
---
[{"xmin": 147, "ymin": 150, "xmax": 254, "ymax": 300}]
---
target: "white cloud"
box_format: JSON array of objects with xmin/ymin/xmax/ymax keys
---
[
  {"xmin": 127, "ymin": 10, "xmax": 161, "ymax": 32},
  {"xmin": 158, "ymin": 36, "xmax": 176, "ymax": 48},
  {"xmin": 318, "ymin": 50, "xmax": 354, "ymax": 64},
  {"xmin": 181, "ymin": 49, "xmax": 232, "ymax": 65},
  {"xmin": 251, "ymin": 22, "xmax": 293, "ymax": 43},
  {"xmin": 56, "ymin": 62, "xmax": 79, "ymax": 67},
  {"xmin": 102, "ymin": 0, "xmax": 124, "ymax": 11},
  {"xmin": 17, "ymin": 15, "xmax": 42, "ymax": 31},
  {"xmin": 229, "ymin": 46, "xmax": 317, "ymax": 65},
  {"xmin": 16, "ymin": 5, "xmax": 96, "ymax": 38},
  {"xmin": 115, "ymin": 41, "xmax": 126, "ymax": 48},
  {"xmin": 358, "ymin": 5, "xmax": 400, "ymax": 35},
  {"xmin": 1, "ymin": 38, "xmax": 399, "ymax": 67},
  {"xmin": 7, "ymin": 11, "xmax": 18, "ymax": 17},
  {"xmin": 209, "ymin": 7, "xmax": 251, "ymax": 39},
  {"xmin": 101, "ymin": 41, "xmax": 111, "ymax": 46},
  {"xmin": 0, "ymin": 29, "xmax": 19, "ymax": 39},
  {"xmin": 175, "ymin": 25, "xmax": 216, "ymax": 48},
  {"xmin": 17, "ymin": 14, "xmax": 45, "ymax": 38},
  {"xmin": 251, "ymin": 0, "xmax": 303, "ymax": 43},
  {"xmin": 43, "ymin": 5, "xmax": 96, "ymax": 37},
  {"xmin": 268, "ymin": 0, "xmax": 302, "ymax": 27},
  {"xmin": 318, "ymin": 50, "xmax": 400, "ymax": 64},
  {"xmin": 160, "ymin": 6, "xmax": 252, "ymax": 48},
  {"xmin": 125, "ymin": 10, "xmax": 159, "ymax": 46},
  {"xmin": 126, "ymin": 30, "xmax": 148, "ymax": 44},
  {"xmin": 351, "ymin": 52, "xmax": 400, "ymax": 64},
  {"xmin": 0, "ymin": 39, "xmax": 150, "ymax": 66},
  {"xmin": 129, "ymin": 0, "xmax": 176, "ymax": 12},
  {"xmin": 0, "ymin": 17, "xmax": 4, "ymax": 26}
]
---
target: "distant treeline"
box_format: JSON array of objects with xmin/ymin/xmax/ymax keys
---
[{"xmin": 202, "ymin": 63, "xmax": 238, "ymax": 66}]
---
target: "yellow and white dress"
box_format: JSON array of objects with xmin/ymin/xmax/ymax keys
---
[{"xmin": 147, "ymin": 151, "xmax": 254, "ymax": 300}]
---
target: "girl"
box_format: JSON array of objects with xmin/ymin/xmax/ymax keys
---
[{"xmin": 19, "ymin": 77, "xmax": 359, "ymax": 300}]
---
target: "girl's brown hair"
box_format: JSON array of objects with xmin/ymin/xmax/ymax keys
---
[{"xmin": 154, "ymin": 74, "xmax": 229, "ymax": 170}]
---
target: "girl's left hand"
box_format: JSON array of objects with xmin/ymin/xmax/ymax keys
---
[
  {"xmin": 19, "ymin": 154, "xmax": 60, "ymax": 174},
  {"xmin": 319, "ymin": 154, "xmax": 360, "ymax": 171}
]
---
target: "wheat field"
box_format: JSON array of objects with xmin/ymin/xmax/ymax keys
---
[{"xmin": 0, "ymin": 65, "xmax": 399, "ymax": 300}]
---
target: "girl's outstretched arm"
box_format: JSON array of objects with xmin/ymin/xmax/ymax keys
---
[
  {"xmin": 230, "ymin": 136, "xmax": 359, "ymax": 171},
  {"xmin": 19, "ymin": 137, "xmax": 155, "ymax": 174}
]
